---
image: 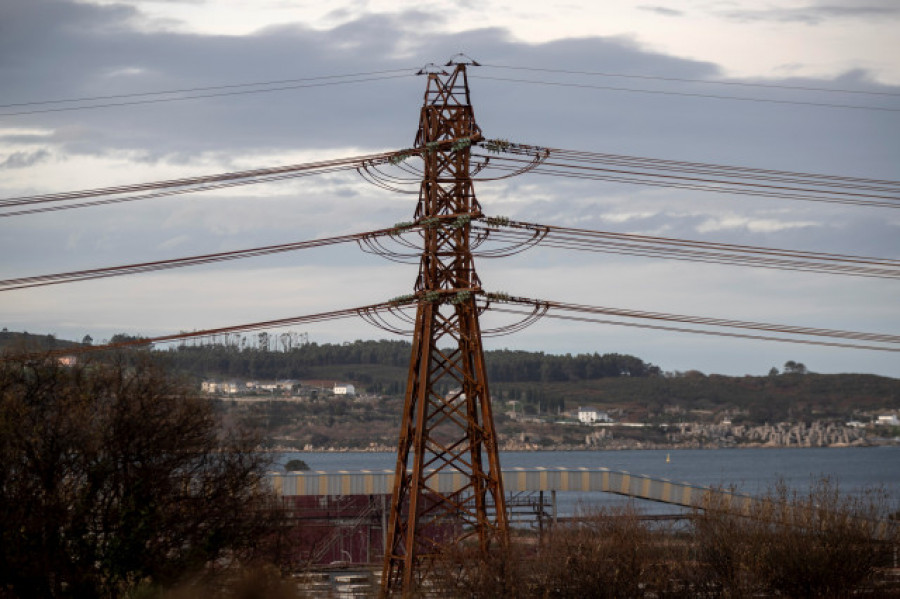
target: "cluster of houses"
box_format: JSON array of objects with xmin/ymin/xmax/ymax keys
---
[
  {"xmin": 576, "ymin": 406, "xmax": 614, "ymax": 424},
  {"xmin": 520, "ymin": 404, "xmax": 900, "ymax": 437},
  {"xmin": 201, "ymin": 379, "xmax": 355, "ymax": 397},
  {"xmin": 201, "ymin": 379, "xmax": 900, "ymax": 436},
  {"xmin": 876, "ymin": 414, "xmax": 900, "ymax": 426}
]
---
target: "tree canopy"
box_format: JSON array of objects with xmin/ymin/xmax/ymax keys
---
[{"xmin": 0, "ymin": 355, "xmax": 282, "ymax": 598}]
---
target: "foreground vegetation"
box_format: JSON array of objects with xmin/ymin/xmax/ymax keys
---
[
  {"xmin": 0, "ymin": 354, "xmax": 288, "ymax": 598},
  {"xmin": 432, "ymin": 481, "xmax": 900, "ymax": 598}
]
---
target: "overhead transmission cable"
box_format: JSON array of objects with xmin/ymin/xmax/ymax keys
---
[
  {"xmin": 8, "ymin": 62, "xmax": 894, "ymax": 118},
  {"xmin": 8, "ymin": 210, "xmax": 898, "ymax": 293},
  {"xmin": 0, "ymin": 68, "xmax": 415, "ymax": 109},
  {"xmin": 5, "ymin": 303, "xmax": 394, "ymax": 361},
  {"xmin": 470, "ymin": 219, "xmax": 900, "ymax": 279},
  {"xmin": 0, "ymin": 136, "xmax": 487, "ymax": 216},
  {"xmin": 490, "ymin": 306, "xmax": 897, "ymax": 352},
  {"xmin": 488, "ymin": 296, "xmax": 900, "ymax": 352},
  {"xmin": 0, "ymin": 226, "xmax": 415, "ymax": 291},
  {"xmin": 479, "ymin": 64, "xmax": 900, "ymax": 98},
  {"xmin": 0, "ymin": 71, "xmax": 417, "ymax": 117},
  {"xmin": 0, "ymin": 150, "xmax": 404, "ymax": 206},
  {"xmin": 0, "ymin": 148, "xmax": 412, "ymax": 217},
  {"xmin": 469, "ymin": 74, "xmax": 900, "ymax": 113},
  {"xmin": 0, "ymin": 166, "xmax": 365, "ymax": 217},
  {"xmin": 6, "ymin": 139, "xmax": 896, "ymax": 217},
  {"xmin": 7, "ymin": 294, "xmax": 897, "ymax": 363},
  {"xmin": 361, "ymin": 139, "xmax": 900, "ymax": 208},
  {"xmin": 4, "ymin": 214, "xmax": 896, "ymax": 293},
  {"xmin": 472, "ymin": 141, "xmax": 900, "ymax": 209}
]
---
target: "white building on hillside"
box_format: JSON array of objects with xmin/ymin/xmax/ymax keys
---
[
  {"xmin": 334, "ymin": 383, "xmax": 356, "ymax": 396},
  {"xmin": 201, "ymin": 381, "xmax": 240, "ymax": 394},
  {"xmin": 577, "ymin": 406, "xmax": 613, "ymax": 424},
  {"xmin": 245, "ymin": 380, "xmax": 299, "ymax": 394}
]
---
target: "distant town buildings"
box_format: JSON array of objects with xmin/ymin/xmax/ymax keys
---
[
  {"xmin": 201, "ymin": 379, "xmax": 301, "ymax": 396},
  {"xmin": 577, "ymin": 407, "xmax": 613, "ymax": 424},
  {"xmin": 199, "ymin": 378, "xmax": 363, "ymax": 400},
  {"xmin": 333, "ymin": 383, "xmax": 356, "ymax": 396},
  {"xmin": 876, "ymin": 414, "xmax": 899, "ymax": 426},
  {"xmin": 249, "ymin": 380, "xmax": 300, "ymax": 394},
  {"xmin": 200, "ymin": 381, "xmax": 240, "ymax": 394}
]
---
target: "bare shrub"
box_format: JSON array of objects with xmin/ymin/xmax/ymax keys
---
[
  {"xmin": 691, "ymin": 489, "xmax": 766, "ymax": 598},
  {"xmin": 431, "ymin": 538, "xmax": 528, "ymax": 598},
  {"xmin": 530, "ymin": 506, "xmax": 654, "ymax": 598},
  {"xmin": 0, "ymin": 354, "xmax": 286, "ymax": 598},
  {"xmin": 692, "ymin": 478, "xmax": 899, "ymax": 598},
  {"xmin": 753, "ymin": 479, "xmax": 896, "ymax": 597},
  {"xmin": 429, "ymin": 483, "xmax": 898, "ymax": 599},
  {"xmin": 432, "ymin": 505, "xmax": 694, "ymax": 598}
]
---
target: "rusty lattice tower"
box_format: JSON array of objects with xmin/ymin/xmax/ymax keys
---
[{"xmin": 381, "ymin": 61, "xmax": 508, "ymax": 595}]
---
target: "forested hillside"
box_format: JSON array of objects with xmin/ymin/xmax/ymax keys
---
[
  {"xmin": 158, "ymin": 340, "xmax": 900, "ymax": 422},
  {"xmin": 154, "ymin": 340, "xmax": 660, "ymax": 386},
  {"xmin": 0, "ymin": 330, "xmax": 81, "ymax": 352},
  {"xmin": 3, "ymin": 333, "xmax": 898, "ymax": 423}
]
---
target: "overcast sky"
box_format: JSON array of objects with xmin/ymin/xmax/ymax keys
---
[{"xmin": 1, "ymin": 0, "xmax": 898, "ymax": 377}]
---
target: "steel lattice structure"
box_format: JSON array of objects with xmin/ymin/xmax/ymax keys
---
[{"xmin": 381, "ymin": 61, "xmax": 508, "ymax": 595}]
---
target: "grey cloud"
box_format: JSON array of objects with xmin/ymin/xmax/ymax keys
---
[
  {"xmin": 0, "ymin": 149, "xmax": 50, "ymax": 169},
  {"xmin": 0, "ymin": 133, "xmax": 53, "ymax": 145},
  {"xmin": 323, "ymin": 7, "xmax": 355, "ymax": 22},
  {"xmin": 637, "ymin": 6, "xmax": 684, "ymax": 17},
  {"xmin": 3, "ymin": 0, "xmax": 896, "ymax": 200},
  {"xmin": 719, "ymin": 4, "xmax": 900, "ymax": 25}
]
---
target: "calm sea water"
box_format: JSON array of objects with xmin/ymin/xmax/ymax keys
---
[{"xmin": 278, "ymin": 446, "xmax": 900, "ymax": 516}]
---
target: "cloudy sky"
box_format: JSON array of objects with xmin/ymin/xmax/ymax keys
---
[{"xmin": 1, "ymin": 0, "xmax": 898, "ymax": 377}]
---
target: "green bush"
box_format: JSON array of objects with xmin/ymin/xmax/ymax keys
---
[{"xmin": 283, "ymin": 459, "xmax": 309, "ymax": 471}]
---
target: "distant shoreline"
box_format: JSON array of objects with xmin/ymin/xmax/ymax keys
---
[{"xmin": 272, "ymin": 439, "xmax": 899, "ymax": 455}]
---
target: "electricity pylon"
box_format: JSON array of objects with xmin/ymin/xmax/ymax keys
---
[{"xmin": 381, "ymin": 60, "xmax": 508, "ymax": 595}]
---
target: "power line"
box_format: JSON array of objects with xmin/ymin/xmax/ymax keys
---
[
  {"xmin": 488, "ymin": 143, "xmax": 900, "ymax": 190},
  {"xmin": 0, "ymin": 68, "xmax": 415, "ymax": 109},
  {"xmin": 0, "ymin": 226, "xmax": 412, "ymax": 291},
  {"xmin": 0, "ymin": 136, "xmax": 479, "ymax": 217},
  {"xmin": 470, "ymin": 75, "xmax": 900, "ymax": 113},
  {"xmin": 480, "ymin": 64, "xmax": 900, "ymax": 98},
  {"xmin": 7, "ymin": 140, "xmax": 895, "ymax": 217},
  {"xmin": 0, "ymin": 149, "xmax": 409, "ymax": 216},
  {"xmin": 3, "ymin": 303, "xmax": 392, "ymax": 361},
  {"xmin": 533, "ymin": 297, "xmax": 900, "ymax": 343},
  {"xmin": 6, "ymin": 213, "xmax": 894, "ymax": 293},
  {"xmin": 361, "ymin": 215, "xmax": 900, "ymax": 277},
  {"xmin": 0, "ymin": 165, "xmax": 361, "ymax": 217},
  {"xmin": 0, "ymin": 73, "xmax": 416, "ymax": 118},
  {"xmin": 476, "ymin": 160, "xmax": 900, "ymax": 208},
  {"xmin": 0, "ymin": 150, "xmax": 398, "ymax": 205},
  {"xmin": 492, "ymin": 306, "xmax": 897, "ymax": 353},
  {"xmin": 472, "ymin": 141, "xmax": 900, "ymax": 208},
  {"xmin": 470, "ymin": 220, "xmax": 900, "ymax": 279},
  {"xmin": 490, "ymin": 296, "xmax": 900, "ymax": 352},
  {"xmin": 369, "ymin": 139, "xmax": 900, "ymax": 208},
  {"xmin": 10, "ymin": 293, "xmax": 896, "ymax": 363}
]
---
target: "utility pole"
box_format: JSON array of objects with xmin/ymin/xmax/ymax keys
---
[{"xmin": 381, "ymin": 59, "xmax": 508, "ymax": 595}]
